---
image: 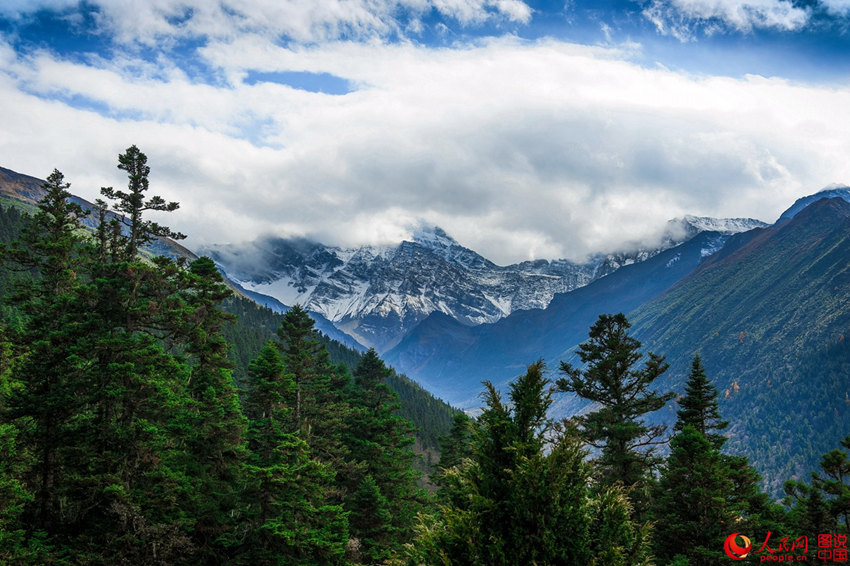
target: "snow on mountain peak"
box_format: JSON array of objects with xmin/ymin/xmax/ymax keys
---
[
  {"xmin": 410, "ymin": 225, "xmax": 457, "ymax": 249},
  {"xmin": 779, "ymin": 185, "xmax": 850, "ymax": 222},
  {"xmin": 669, "ymin": 215, "xmax": 768, "ymax": 238}
]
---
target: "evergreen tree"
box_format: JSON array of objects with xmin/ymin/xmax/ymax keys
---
[
  {"xmin": 2, "ymin": 169, "xmax": 89, "ymax": 534},
  {"xmin": 347, "ymin": 474, "xmax": 394, "ymax": 564},
  {"xmin": 556, "ymin": 313, "xmax": 675, "ymax": 491},
  {"xmin": 0, "ymin": 328, "xmax": 43, "ymax": 564},
  {"xmin": 433, "ymin": 412, "xmax": 474, "ymax": 496},
  {"xmin": 345, "ymin": 349, "xmax": 421, "ymax": 561},
  {"xmin": 27, "ymin": 147, "xmax": 229, "ymax": 563},
  {"xmin": 654, "ymin": 353, "xmax": 781, "ymax": 564},
  {"xmin": 674, "ymin": 354, "xmax": 729, "ymax": 449},
  {"xmin": 242, "ymin": 341, "xmax": 348, "ymax": 565},
  {"xmin": 654, "ymin": 426, "xmax": 734, "ymax": 565},
  {"xmin": 814, "ymin": 437, "xmax": 850, "ymax": 529},
  {"xmin": 171, "ymin": 256, "xmax": 247, "ymax": 562},
  {"xmin": 589, "ymin": 484, "xmax": 653, "ymax": 566},
  {"xmin": 100, "ymin": 145, "xmax": 185, "ymax": 261},
  {"xmin": 785, "ymin": 435, "xmax": 850, "ymax": 534},
  {"xmin": 276, "ymin": 305, "xmax": 353, "ymax": 478},
  {"xmin": 407, "ymin": 362, "xmax": 594, "ymax": 565}
]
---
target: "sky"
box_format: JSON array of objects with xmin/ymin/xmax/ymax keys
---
[{"xmin": 0, "ymin": 0, "xmax": 849, "ymax": 264}]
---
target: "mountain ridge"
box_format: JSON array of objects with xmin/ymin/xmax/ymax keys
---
[
  {"xmin": 206, "ymin": 216, "xmax": 765, "ymax": 352},
  {"xmin": 628, "ymin": 196, "xmax": 850, "ymax": 493}
]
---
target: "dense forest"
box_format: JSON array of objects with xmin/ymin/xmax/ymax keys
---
[{"xmin": 1, "ymin": 148, "xmax": 849, "ymax": 564}]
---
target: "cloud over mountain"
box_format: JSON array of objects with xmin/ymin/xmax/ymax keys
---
[{"xmin": 0, "ymin": 1, "xmax": 848, "ymax": 264}]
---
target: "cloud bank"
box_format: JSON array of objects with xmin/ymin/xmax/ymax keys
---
[
  {"xmin": 0, "ymin": 2, "xmax": 848, "ymax": 264},
  {"xmin": 643, "ymin": 0, "xmax": 850, "ymax": 39}
]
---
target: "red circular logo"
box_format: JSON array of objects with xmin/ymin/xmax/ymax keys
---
[{"xmin": 724, "ymin": 532, "xmax": 752, "ymax": 560}]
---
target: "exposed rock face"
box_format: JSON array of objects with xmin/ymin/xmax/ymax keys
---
[{"xmin": 205, "ymin": 217, "xmax": 765, "ymax": 352}]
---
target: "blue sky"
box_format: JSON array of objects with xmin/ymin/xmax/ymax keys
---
[{"xmin": 0, "ymin": 0, "xmax": 848, "ymax": 262}]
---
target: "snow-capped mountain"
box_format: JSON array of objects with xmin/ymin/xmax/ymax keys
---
[
  {"xmin": 778, "ymin": 184, "xmax": 850, "ymax": 222},
  {"xmin": 205, "ymin": 217, "xmax": 764, "ymax": 353},
  {"xmin": 204, "ymin": 226, "xmax": 600, "ymax": 352},
  {"xmin": 589, "ymin": 215, "xmax": 768, "ymax": 278}
]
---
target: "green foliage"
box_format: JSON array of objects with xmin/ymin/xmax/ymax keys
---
[
  {"xmin": 589, "ymin": 485, "xmax": 653, "ymax": 566},
  {"xmin": 4, "ymin": 155, "xmax": 829, "ymax": 565},
  {"xmin": 0, "ymin": 153, "xmax": 247, "ymax": 563},
  {"xmin": 345, "ymin": 349, "xmax": 423, "ymax": 560},
  {"xmin": 99, "ymin": 145, "xmax": 185, "ymax": 260},
  {"xmin": 408, "ymin": 362, "xmax": 595, "ymax": 565},
  {"xmin": 653, "ymin": 355, "xmax": 781, "ymax": 565},
  {"xmin": 674, "ymin": 354, "xmax": 729, "ymax": 449},
  {"xmin": 785, "ymin": 435, "xmax": 850, "ymax": 536},
  {"xmin": 242, "ymin": 341, "xmax": 348, "ymax": 564},
  {"xmin": 654, "ymin": 426, "xmax": 735, "ymax": 565},
  {"xmin": 433, "ymin": 412, "xmax": 474, "ymax": 494},
  {"xmin": 557, "ymin": 313, "xmax": 675, "ymax": 494},
  {"xmin": 629, "ymin": 200, "xmax": 850, "ymax": 494}
]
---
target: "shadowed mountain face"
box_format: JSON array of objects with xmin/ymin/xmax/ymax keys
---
[
  {"xmin": 384, "ymin": 195, "xmax": 850, "ymax": 494},
  {"xmin": 383, "ymin": 230, "xmax": 733, "ymax": 406},
  {"xmin": 206, "ymin": 217, "xmax": 765, "ymax": 354},
  {"xmin": 629, "ymin": 197, "xmax": 850, "ymax": 494}
]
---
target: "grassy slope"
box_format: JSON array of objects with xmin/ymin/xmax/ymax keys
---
[{"xmin": 630, "ymin": 198, "xmax": 850, "ymax": 494}]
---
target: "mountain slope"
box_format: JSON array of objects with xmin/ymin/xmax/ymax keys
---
[
  {"xmin": 629, "ymin": 197, "xmax": 850, "ymax": 493},
  {"xmin": 205, "ymin": 229, "xmax": 602, "ymax": 352},
  {"xmin": 207, "ymin": 216, "xmax": 765, "ymax": 354},
  {"xmin": 777, "ymin": 184, "xmax": 850, "ymax": 222},
  {"xmin": 383, "ymin": 231, "xmax": 733, "ymax": 406},
  {"xmin": 0, "ymin": 165, "xmax": 197, "ymax": 262},
  {"xmin": 0, "ymin": 170, "xmax": 456, "ymax": 457}
]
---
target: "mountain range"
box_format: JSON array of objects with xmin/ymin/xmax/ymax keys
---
[
  {"xmin": 204, "ymin": 216, "xmax": 766, "ymax": 353},
  {"xmin": 3, "ymin": 161, "xmax": 850, "ymax": 494},
  {"xmin": 205, "ymin": 182, "xmax": 850, "ymax": 494}
]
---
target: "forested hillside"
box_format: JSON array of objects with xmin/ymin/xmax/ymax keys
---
[
  {"xmin": 630, "ymin": 197, "xmax": 850, "ymax": 494},
  {"xmin": 0, "ymin": 151, "xmax": 445, "ymax": 563},
  {"xmin": 0, "ymin": 193, "xmax": 456, "ymax": 458}
]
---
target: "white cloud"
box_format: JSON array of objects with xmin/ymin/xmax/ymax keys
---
[
  {"xmin": 821, "ymin": 0, "xmax": 850, "ymax": 16},
  {"xmin": 644, "ymin": 0, "xmax": 811, "ymax": 39},
  {"xmin": 0, "ymin": 35, "xmax": 849, "ymax": 264},
  {"xmin": 0, "ymin": 0, "xmax": 533, "ymax": 45}
]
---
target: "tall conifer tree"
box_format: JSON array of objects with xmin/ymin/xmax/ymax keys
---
[
  {"xmin": 345, "ymin": 349, "xmax": 421, "ymax": 562},
  {"xmin": 674, "ymin": 354, "xmax": 729, "ymax": 449},
  {"xmin": 556, "ymin": 313, "xmax": 674, "ymax": 491},
  {"xmin": 242, "ymin": 341, "xmax": 348, "ymax": 565},
  {"xmin": 3, "ymin": 169, "xmax": 88, "ymax": 533}
]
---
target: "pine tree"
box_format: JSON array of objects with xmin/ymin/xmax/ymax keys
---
[
  {"xmin": 345, "ymin": 348, "xmax": 421, "ymax": 561},
  {"xmin": 556, "ymin": 313, "xmax": 674, "ymax": 491},
  {"xmin": 785, "ymin": 435, "xmax": 850, "ymax": 535},
  {"xmin": 242, "ymin": 341, "xmax": 348, "ymax": 565},
  {"xmin": 815, "ymin": 437, "xmax": 850, "ymax": 529},
  {"xmin": 588, "ymin": 484, "xmax": 653, "ymax": 566},
  {"xmin": 172, "ymin": 257, "xmax": 247, "ymax": 562},
  {"xmin": 674, "ymin": 354, "xmax": 729, "ymax": 449},
  {"xmin": 347, "ymin": 474, "xmax": 394, "ymax": 564},
  {"xmin": 0, "ymin": 328, "xmax": 41, "ymax": 564},
  {"xmin": 2, "ymin": 169, "xmax": 89, "ymax": 533},
  {"xmin": 276, "ymin": 305, "xmax": 352, "ymax": 473},
  {"xmin": 408, "ymin": 362, "xmax": 594, "ymax": 565},
  {"xmin": 654, "ymin": 425, "xmax": 735, "ymax": 565},
  {"xmin": 433, "ymin": 412, "xmax": 474, "ymax": 496},
  {"xmin": 654, "ymin": 353, "xmax": 781, "ymax": 564},
  {"xmin": 100, "ymin": 145, "xmax": 185, "ymax": 261},
  {"xmin": 43, "ymin": 147, "xmax": 208, "ymax": 563}
]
